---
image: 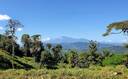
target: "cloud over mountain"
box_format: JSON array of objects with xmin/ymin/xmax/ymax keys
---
[
  {"xmin": 0, "ymin": 26, "xmax": 3, "ymax": 30},
  {"xmin": 0, "ymin": 14, "xmax": 11, "ymax": 20},
  {"xmin": 42, "ymin": 37, "xmax": 51, "ymax": 42},
  {"xmin": 17, "ymin": 28, "xmax": 23, "ymax": 31}
]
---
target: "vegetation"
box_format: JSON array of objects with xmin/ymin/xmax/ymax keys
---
[
  {"xmin": 0, "ymin": 65, "xmax": 128, "ymax": 79},
  {"xmin": 103, "ymin": 20, "xmax": 128, "ymax": 36},
  {"xmin": 1, "ymin": 19, "xmax": 128, "ymax": 78}
]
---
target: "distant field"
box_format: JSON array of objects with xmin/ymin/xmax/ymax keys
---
[{"xmin": 0, "ymin": 65, "xmax": 128, "ymax": 79}]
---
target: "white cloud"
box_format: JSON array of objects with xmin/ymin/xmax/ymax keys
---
[
  {"xmin": 17, "ymin": 28, "xmax": 23, "ymax": 31},
  {"xmin": 0, "ymin": 26, "xmax": 3, "ymax": 30},
  {"xmin": 42, "ymin": 37, "xmax": 51, "ymax": 42},
  {"xmin": 108, "ymin": 40, "xmax": 112, "ymax": 42},
  {"xmin": 0, "ymin": 14, "xmax": 11, "ymax": 20}
]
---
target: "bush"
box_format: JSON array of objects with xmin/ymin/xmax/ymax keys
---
[{"xmin": 102, "ymin": 54, "xmax": 125, "ymax": 66}]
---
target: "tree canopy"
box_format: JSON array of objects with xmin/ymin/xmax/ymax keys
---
[{"xmin": 103, "ymin": 20, "xmax": 128, "ymax": 36}]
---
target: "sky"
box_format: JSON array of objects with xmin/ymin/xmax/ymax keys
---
[{"xmin": 0, "ymin": 0, "xmax": 128, "ymax": 43}]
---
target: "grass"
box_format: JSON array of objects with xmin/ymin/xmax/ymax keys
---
[
  {"xmin": 0, "ymin": 49, "xmax": 40, "ymax": 69},
  {"xmin": 1, "ymin": 49, "xmax": 128, "ymax": 79},
  {"xmin": 0, "ymin": 65, "xmax": 128, "ymax": 79}
]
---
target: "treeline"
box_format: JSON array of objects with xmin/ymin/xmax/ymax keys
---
[
  {"xmin": 0, "ymin": 33, "xmax": 109, "ymax": 68},
  {"xmin": 0, "ymin": 19, "xmax": 128, "ymax": 69}
]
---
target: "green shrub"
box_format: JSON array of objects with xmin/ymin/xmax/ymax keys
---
[{"xmin": 102, "ymin": 54, "xmax": 125, "ymax": 66}]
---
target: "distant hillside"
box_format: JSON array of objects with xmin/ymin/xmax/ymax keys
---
[
  {"xmin": 59, "ymin": 42, "xmax": 128, "ymax": 52},
  {"xmin": 44, "ymin": 36, "xmax": 128, "ymax": 53},
  {"xmin": 45, "ymin": 36, "xmax": 89, "ymax": 43}
]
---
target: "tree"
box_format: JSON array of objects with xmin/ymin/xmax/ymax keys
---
[
  {"xmin": 5, "ymin": 19, "xmax": 23, "ymax": 69},
  {"xmin": 103, "ymin": 20, "xmax": 128, "ymax": 67},
  {"xmin": 78, "ymin": 53, "xmax": 89, "ymax": 68},
  {"xmin": 52, "ymin": 44, "xmax": 63, "ymax": 63},
  {"xmin": 46, "ymin": 43, "xmax": 52, "ymax": 50},
  {"xmin": 88, "ymin": 40, "xmax": 98, "ymax": 55},
  {"xmin": 2, "ymin": 35, "xmax": 13, "ymax": 53},
  {"xmin": 102, "ymin": 49, "xmax": 112, "ymax": 58},
  {"xmin": 45, "ymin": 43, "xmax": 53, "ymax": 56},
  {"xmin": 40, "ymin": 49, "xmax": 52, "ymax": 68},
  {"xmin": 87, "ymin": 40, "xmax": 100, "ymax": 65},
  {"xmin": 0, "ymin": 34, "xmax": 6, "ymax": 49},
  {"xmin": 40, "ymin": 43, "xmax": 63, "ymax": 69},
  {"xmin": 31, "ymin": 34, "xmax": 44, "ymax": 62},
  {"xmin": 21, "ymin": 34, "xmax": 31, "ymax": 56},
  {"xmin": 67, "ymin": 50, "xmax": 79, "ymax": 67},
  {"xmin": 103, "ymin": 20, "xmax": 128, "ymax": 36}
]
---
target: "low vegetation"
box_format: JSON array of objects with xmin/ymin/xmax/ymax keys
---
[{"xmin": 0, "ymin": 65, "xmax": 128, "ymax": 79}]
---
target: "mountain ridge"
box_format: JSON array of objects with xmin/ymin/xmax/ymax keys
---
[
  {"xmin": 44, "ymin": 36, "xmax": 89, "ymax": 43},
  {"xmin": 43, "ymin": 36, "xmax": 127, "ymax": 52}
]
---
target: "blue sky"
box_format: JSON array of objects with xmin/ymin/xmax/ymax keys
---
[{"xmin": 0, "ymin": 0, "xmax": 128, "ymax": 43}]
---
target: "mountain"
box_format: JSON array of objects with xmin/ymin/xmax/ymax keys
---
[
  {"xmin": 43, "ymin": 36, "xmax": 128, "ymax": 53},
  {"xmin": 44, "ymin": 36, "xmax": 89, "ymax": 43}
]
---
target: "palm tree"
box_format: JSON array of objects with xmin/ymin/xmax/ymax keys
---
[
  {"xmin": 21, "ymin": 34, "xmax": 31, "ymax": 56},
  {"xmin": 31, "ymin": 34, "xmax": 43, "ymax": 62}
]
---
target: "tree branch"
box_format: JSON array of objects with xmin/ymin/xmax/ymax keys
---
[{"xmin": 110, "ymin": 31, "xmax": 123, "ymax": 34}]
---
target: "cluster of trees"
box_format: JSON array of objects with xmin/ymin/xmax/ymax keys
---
[
  {"xmin": 1, "ymin": 30, "xmax": 113, "ymax": 69},
  {"xmin": 63, "ymin": 41, "xmax": 113, "ymax": 68},
  {"xmin": 1, "ymin": 19, "xmax": 128, "ymax": 69},
  {"xmin": 0, "ymin": 20, "xmax": 43, "ymax": 58},
  {"xmin": 0, "ymin": 19, "xmax": 44, "ymax": 68},
  {"xmin": 0, "ymin": 19, "xmax": 111, "ymax": 68}
]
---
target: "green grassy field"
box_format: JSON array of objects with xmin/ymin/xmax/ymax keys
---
[
  {"xmin": 0, "ymin": 65, "xmax": 128, "ymax": 79},
  {"xmin": 1, "ymin": 49, "xmax": 128, "ymax": 79}
]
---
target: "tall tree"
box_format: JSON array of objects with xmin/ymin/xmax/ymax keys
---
[
  {"xmin": 21, "ymin": 34, "xmax": 31, "ymax": 56},
  {"xmin": 46, "ymin": 43, "xmax": 52, "ymax": 55},
  {"xmin": 88, "ymin": 40, "xmax": 97, "ymax": 55},
  {"xmin": 5, "ymin": 19, "xmax": 23, "ymax": 68},
  {"xmin": 52, "ymin": 44, "xmax": 63, "ymax": 63},
  {"xmin": 40, "ymin": 49, "xmax": 52, "ymax": 68},
  {"xmin": 87, "ymin": 40, "xmax": 99, "ymax": 65},
  {"xmin": 67, "ymin": 50, "xmax": 79, "ymax": 67},
  {"xmin": 31, "ymin": 34, "xmax": 44, "ymax": 62}
]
